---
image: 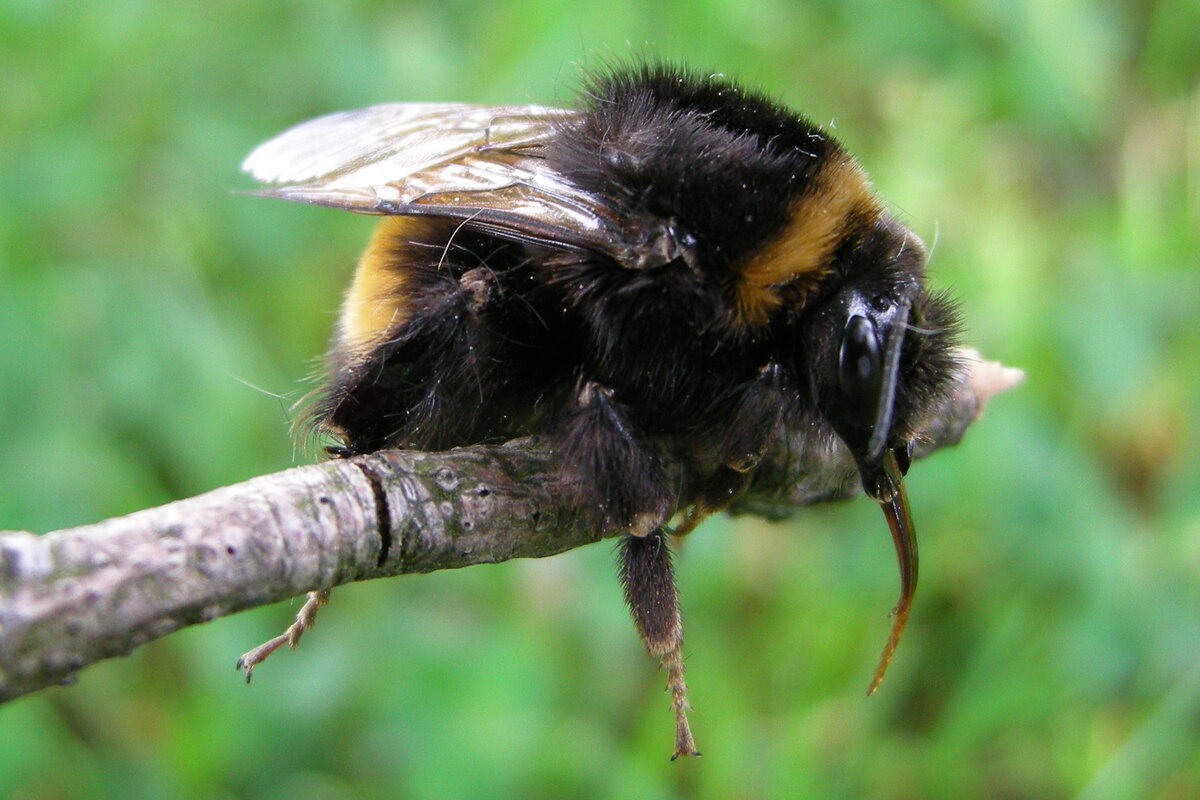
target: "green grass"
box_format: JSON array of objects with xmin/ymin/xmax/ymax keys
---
[{"xmin": 2, "ymin": 1, "xmax": 1198, "ymax": 798}]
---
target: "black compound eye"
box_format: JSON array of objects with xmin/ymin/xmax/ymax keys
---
[{"xmin": 839, "ymin": 315, "xmax": 883, "ymax": 426}]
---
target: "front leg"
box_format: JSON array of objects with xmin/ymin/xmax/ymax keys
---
[{"xmin": 674, "ymin": 361, "xmax": 787, "ymax": 538}]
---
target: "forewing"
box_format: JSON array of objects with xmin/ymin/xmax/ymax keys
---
[{"xmin": 243, "ymin": 103, "xmax": 630, "ymax": 258}]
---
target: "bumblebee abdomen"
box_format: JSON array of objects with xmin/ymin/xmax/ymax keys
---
[
  {"xmin": 335, "ymin": 216, "xmax": 421, "ymax": 359},
  {"xmin": 317, "ymin": 220, "xmax": 569, "ymax": 452}
]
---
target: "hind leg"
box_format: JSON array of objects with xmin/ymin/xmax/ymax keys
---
[{"xmin": 236, "ymin": 589, "xmax": 331, "ymax": 680}]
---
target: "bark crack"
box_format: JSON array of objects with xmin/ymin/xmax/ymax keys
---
[{"xmin": 353, "ymin": 460, "xmax": 392, "ymax": 569}]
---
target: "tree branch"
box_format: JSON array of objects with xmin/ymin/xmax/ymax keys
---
[{"xmin": 0, "ymin": 350, "xmax": 1020, "ymax": 704}]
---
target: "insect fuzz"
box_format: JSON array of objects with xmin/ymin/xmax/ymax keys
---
[{"xmin": 244, "ymin": 64, "xmax": 961, "ymax": 757}]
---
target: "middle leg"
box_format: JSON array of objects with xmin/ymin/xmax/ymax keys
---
[
  {"xmin": 619, "ymin": 530, "xmax": 698, "ymax": 759},
  {"xmin": 557, "ymin": 378, "xmax": 697, "ymax": 756}
]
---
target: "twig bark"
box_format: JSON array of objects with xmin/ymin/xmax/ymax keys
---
[{"xmin": 0, "ymin": 349, "xmax": 1020, "ymax": 704}]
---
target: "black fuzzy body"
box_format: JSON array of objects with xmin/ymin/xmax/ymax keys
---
[
  {"xmin": 322, "ymin": 219, "xmax": 778, "ymax": 527},
  {"xmin": 316, "ymin": 65, "xmax": 959, "ymax": 531}
]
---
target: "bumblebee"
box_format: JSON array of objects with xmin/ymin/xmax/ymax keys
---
[{"xmin": 243, "ymin": 64, "xmax": 961, "ymax": 757}]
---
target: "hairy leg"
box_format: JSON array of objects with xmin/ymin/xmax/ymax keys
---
[
  {"xmin": 619, "ymin": 530, "xmax": 699, "ymax": 759},
  {"xmin": 559, "ymin": 379, "xmax": 672, "ymax": 535},
  {"xmin": 236, "ymin": 589, "xmax": 331, "ymax": 680},
  {"xmin": 674, "ymin": 361, "xmax": 788, "ymax": 538}
]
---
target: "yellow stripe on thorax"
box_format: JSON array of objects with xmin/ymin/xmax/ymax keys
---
[{"xmin": 735, "ymin": 156, "xmax": 879, "ymax": 328}]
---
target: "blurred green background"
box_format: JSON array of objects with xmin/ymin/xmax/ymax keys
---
[{"xmin": 1, "ymin": 1, "xmax": 1197, "ymax": 798}]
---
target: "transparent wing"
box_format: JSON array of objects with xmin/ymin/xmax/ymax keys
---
[
  {"xmin": 242, "ymin": 103, "xmax": 634, "ymax": 259},
  {"xmin": 242, "ymin": 102, "xmax": 567, "ymax": 187}
]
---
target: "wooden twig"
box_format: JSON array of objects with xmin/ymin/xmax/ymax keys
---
[{"xmin": 0, "ymin": 349, "xmax": 1021, "ymax": 704}]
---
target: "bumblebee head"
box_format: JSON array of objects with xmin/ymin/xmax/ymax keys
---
[
  {"xmin": 799, "ymin": 212, "xmax": 960, "ymax": 690},
  {"xmin": 801, "ymin": 214, "xmax": 958, "ymax": 493}
]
